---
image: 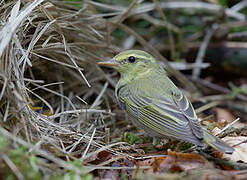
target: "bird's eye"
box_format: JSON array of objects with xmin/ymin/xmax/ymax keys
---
[{"xmin": 128, "ymin": 56, "xmax": 136, "ymax": 63}]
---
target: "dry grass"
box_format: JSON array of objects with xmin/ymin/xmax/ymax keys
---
[
  {"xmin": 0, "ymin": 0, "xmax": 247, "ymax": 179},
  {"xmin": 0, "ymin": 0, "xmax": 131, "ymax": 177}
]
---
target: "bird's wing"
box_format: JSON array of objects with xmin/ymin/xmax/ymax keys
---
[
  {"xmin": 116, "ymin": 81, "xmax": 203, "ymax": 141},
  {"xmin": 170, "ymin": 90, "xmax": 203, "ymax": 139}
]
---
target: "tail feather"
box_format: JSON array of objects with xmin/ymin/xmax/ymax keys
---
[{"xmin": 203, "ymin": 129, "xmax": 234, "ymax": 154}]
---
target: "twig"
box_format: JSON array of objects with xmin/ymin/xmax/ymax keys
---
[
  {"xmin": 109, "ymin": 0, "xmax": 143, "ymax": 33},
  {"xmin": 90, "ymin": 82, "xmax": 108, "ymax": 109},
  {"xmin": 200, "ymin": 151, "xmax": 247, "ymax": 170},
  {"xmin": 105, "ymin": 128, "xmax": 110, "ymax": 144},
  {"xmin": 49, "ymin": 109, "xmax": 115, "ymax": 119},
  {"xmin": 195, "ymin": 101, "xmax": 221, "ymax": 114},
  {"xmin": 2, "ymin": 154, "xmax": 24, "ymax": 180},
  {"xmin": 0, "ymin": 0, "xmax": 45, "ymax": 57},
  {"xmin": 76, "ymin": 95, "xmax": 88, "ymax": 105},
  {"xmin": 80, "ymin": 142, "xmax": 135, "ymax": 161},
  {"xmin": 218, "ymin": 42, "xmax": 247, "ymax": 48},
  {"xmin": 137, "ymin": 14, "xmax": 180, "ymax": 33},
  {"xmin": 42, "ymin": 6, "xmax": 91, "ymax": 88},
  {"xmin": 31, "ymin": 82, "xmax": 77, "ymax": 114},
  {"xmin": 96, "ymin": 65, "xmax": 117, "ymax": 88},
  {"xmin": 227, "ymin": 102, "xmax": 247, "ymax": 114},
  {"xmin": 233, "ymin": 139, "xmax": 247, "ymax": 148},
  {"xmin": 31, "ymin": 82, "xmax": 64, "ymax": 92},
  {"xmin": 59, "ymin": 139, "xmax": 70, "ymax": 161},
  {"xmin": 228, "ymin": 31, "xmax": 247, "ymax": 39},
  {"xmin": 152, "ymin": 0, "xmax": 176, "ymax": 59},
  {"xmin": 30, "ymin": 52, "xmax": 84, "ymax": 71},
  {"xmin": 89, "ymin": 1, "xmax": 245, "ymax": 20},
  {"xmin": 68, "ymin": 135, "xmax": 86, "ymax": 153},
  {"xmin": 85, "ymin": 165, "xmax": 151, "ymax": 171},
  {"xmin": 138, "ymin": 2, "xmax": 245, "ymax": 20},
  {"xmin": 81, "ymin": 128, "xmax": 96, "ymax": 160},
  {"xmin": 58, "ymin": 82, "xmax": 65, "ymax": 123},
  {"xmin": 231, "ymin": 0, "xmax": 247, "ymax": 12},
  {"xmin": 19, "ymin": 19, "xmax": 56, "ymax": 69},
  {"xmin": 163, "ymin": 61, "xmax": 210, "ymax": 71},
  {"xmin": 189, "ymin": 77, "xmax": 247, "ymax": 101},
  {"xmin": 3, "ymin": 101, "xmax": 9, "ymax": 122},
  {"xmin": 25, "ymin": 87, "xmax": 54, "ymax": 115},
  {"xmin": 0, "ymin": 73, "xmax": 7, "ymax": 101},
  {"xmin": 65, "ymin": 49, "xmax": 91, "ymax": 88},
  {"xmin": 134, "ymin": 154, "xmax": 167, "ymax": 160},
  {"xmin": 192, "ymin": 24, "xmax": 217, "ymax": 79},
  {"xmin": 215, "ymin": 118, "xmax": 240, "ymax": 136}
]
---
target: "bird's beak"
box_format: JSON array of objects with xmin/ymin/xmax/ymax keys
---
[{"xmin": 98, "ymin": 59, "xmax": 119, "ymax": 67}]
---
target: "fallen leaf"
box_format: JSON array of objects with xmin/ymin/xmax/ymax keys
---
[
  {"xmin": 97, "ymin": 157, "xmax": 135, "ymax": 179},
  {"xmin": 214, "ymin": 107, "xmax": 235, "ymax": 124},
  {"xmin": 234, "ymin": 122, "xmax": 247, "ymax": 129},
  {"xmin": 83, "ymin": 150, "xmax": 112, "ymax": 164},
  {"xmin": 211, "ymin": 127, "xmax": 222, "ymax": 136},
  {"xmin": 222, "ymin": 136, "xmax": 247, "ymax": 162},
  {"xmin": 153, "ymin": 150, "xmax": 212, "ymax": 172},
  {"xmin": 138, "ymin": 158, "xmax": 156, "ymax": 167},
  {"xmin": 98, "ymin": 168, "xmax": 119, "ymax": 179}
]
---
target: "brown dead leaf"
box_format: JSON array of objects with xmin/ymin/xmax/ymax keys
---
[
  {"xmin": 83, "ymin": 150, "xmax": 112, "ymax": 164},
  {"xmin": 153, "ymin": 150, "xmax": 212, "ymax": 172},
  {"xmin": 214, "ymin": 107, "xmax": 235, "ymax": 124},
  {"xmin": 98, "ymin": 158, "xmax": 135, "ymax": 179},
  {"xmin": 138, "ymin": 158, "xmax": 156, "ymax": 167},
  {"xmin": 211, "ymin": 127, "xmax": 222, "ymax": 136},
  {"xmin": 201, "ymin": 118, "xmax": 214, "ymax": 126},
  {"xmin": 99, "ymin": 169, "xmax": 120, "ymax": 179},
  {"xmin": 222, "ymin": 136, "xmax": 247, "ymax": 163},
  {"xmin": 214, "ymin": 107, "xmax": 245, "ymax": 129}
]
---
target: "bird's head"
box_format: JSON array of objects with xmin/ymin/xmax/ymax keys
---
[{"xmin": 98, "ymin": 50, "xmax": 158, "ymax": 75}]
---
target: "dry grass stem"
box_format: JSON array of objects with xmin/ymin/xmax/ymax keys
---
[{"xmin": 0, "ymin": 0, "xmax": 246, "ymax": 178}]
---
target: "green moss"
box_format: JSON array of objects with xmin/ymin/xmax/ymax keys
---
[
  {"xmin": 229, "ymin": 82, "xmax": 247, "ymax": 99},
  {"xmin": 3, "ymin": 145, "xmax": 43, "ymax": 180},
  {"xmin": 122, "ymin": 132, "xmax": 149, "ymax": 145},
  {"xmin": 0, "ymin": 134, "xmax": 93, "ymax": 179}
]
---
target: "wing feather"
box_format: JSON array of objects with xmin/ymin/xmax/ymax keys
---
[
  {"xmin": 171, "ymin": 91, "xmax": 203, "ymax": 139},
  {"xmin": 116, "ymin": 81, "xmax": 204, "ymax": 144}
]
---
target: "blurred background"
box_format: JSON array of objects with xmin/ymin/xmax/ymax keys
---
[{"xmin": 1, "ymin": 0, "xmax": 247, "ymax": 179}]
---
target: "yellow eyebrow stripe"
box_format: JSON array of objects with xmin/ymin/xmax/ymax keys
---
[{"xmin": 115, "ymin": 54, "xmax": 150, "ymax": 61}]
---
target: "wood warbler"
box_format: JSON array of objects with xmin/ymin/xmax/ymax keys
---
[{"xmin": 98, "ymin": 50, "xmax": 234, "ymax": 154}]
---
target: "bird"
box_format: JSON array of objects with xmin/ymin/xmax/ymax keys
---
[{"xmin": 98, "ymin": 50, "xmax": 234, "ymax": 154}]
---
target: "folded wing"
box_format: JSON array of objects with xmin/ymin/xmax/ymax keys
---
[{"xmin": 116, "ymin": 81, "xmax": 204, "ymax": 145}]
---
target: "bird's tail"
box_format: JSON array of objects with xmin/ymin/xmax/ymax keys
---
[{"xmin": 203, "ymin": 129, "xmax": 234, "ymax": 154}]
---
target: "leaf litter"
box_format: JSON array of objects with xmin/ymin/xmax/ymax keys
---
[{"xmin": 0, "ymin": 0, "xmax": 247, "ymax": 179}]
